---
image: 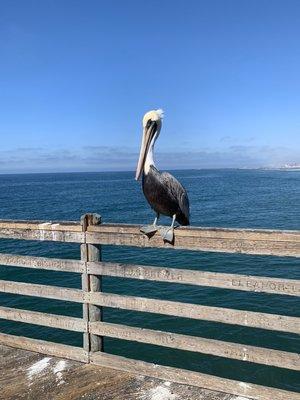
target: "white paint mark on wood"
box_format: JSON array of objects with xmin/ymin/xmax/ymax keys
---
[
  {"xmin": 27, "ymin": 357, "xmax": 51, "ymax": 380},
  {"xmin": 53, "ymin": 359, "xmax": 67, "ymax": 373},
  {"xmin": 239, "ymin": 382, "xmax": 252, "ymax": 390},
  {"xmin": 235, "ymin": 397, "xmax": 250, "ymax": 400},
  {"xmin": 242, "ymin": 348, "xmax": 248, "ymax": 361},
  {"xmin": 51, "ymin": 230, "xmax": 58, "ymax": 241},
  {"xmin": 53, "ymin": 360, "xmax": 67, "ymax": 386},
  {"xmin": 38, "ymin": 223, "xmax": 51, "ymax": 240},
  {"xmin": 152, "ymin": 385, "xmax": 177, "ymax": 400},
  {"xmin": 145, "ymin": 385, "xmax": 177, "ymax": 400},
  {"xmin": 51, "ymin": 224, "xmax": 60, "ymax": 229},
  {"xmin": 38, "ymin": 223, "xmax": 52, "ymax": 228}
]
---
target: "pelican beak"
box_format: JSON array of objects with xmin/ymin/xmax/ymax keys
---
[{"xmin": 135, "ymin": 121, "xmax": 157, "ymax": 180}]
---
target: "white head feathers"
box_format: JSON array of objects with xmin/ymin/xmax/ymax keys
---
[
  {"xmin": 143, "ymin": 109, "xmax": 164, "ymax": 126},
  {"xmin": 155, "ymin": 109, "xmax": 164, "ymax": 119}
]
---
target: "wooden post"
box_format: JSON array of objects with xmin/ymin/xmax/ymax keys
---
[{"xmin": 81, "ymin": 213, "xmax": 103, "ymax": 353}]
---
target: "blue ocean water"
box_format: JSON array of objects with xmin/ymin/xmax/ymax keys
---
[{"xmin": 0, "ymin": 170, "xmax": 299, "ymax": 392}]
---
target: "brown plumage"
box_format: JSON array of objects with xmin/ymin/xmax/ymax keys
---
[{"xmin": 142, "ymin": 165, "xmax": 190, "ymax": 225}]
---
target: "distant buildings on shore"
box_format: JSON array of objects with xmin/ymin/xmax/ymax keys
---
[
  {"xmin": 279, "ymin": 163, "xmax": 300, "ymax": 170},
  {"xmin": 255, "ymin": 162, "xmax": 300, "ymax": 171}
]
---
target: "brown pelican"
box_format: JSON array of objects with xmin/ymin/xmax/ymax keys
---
[{"xmin": 135, "ymin": 109, "xmax": 190, "ymax": 242}]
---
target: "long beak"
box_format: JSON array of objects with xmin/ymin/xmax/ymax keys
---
[{"xmin": 135, "ymin": 122, "xmax": 157, "ymax": 180}]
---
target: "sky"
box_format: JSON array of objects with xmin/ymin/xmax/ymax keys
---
[{"xmin": 0, "ymin": 0, "xmax": 300, "ymax": 173}]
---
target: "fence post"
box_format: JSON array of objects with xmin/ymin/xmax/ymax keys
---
[{"xmin": 81, "ymin": 213, "xmax": 103, "ymax": 353}]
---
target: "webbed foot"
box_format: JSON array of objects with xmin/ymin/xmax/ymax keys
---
[
  {"xmin": 140, "ymin": 224, "xmax": 159, "ymax": 236},
  {"xmin": 159, "ymin": 226, "xmax": 174, "ymax": 243}
]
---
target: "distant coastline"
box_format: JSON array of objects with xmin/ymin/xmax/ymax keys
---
[
  {"xmin": 279, "ymin": 163, "xmax": 300, "ymax": 170},
  {"xmin": 260, "ymin": 163, "xmax": 300, "ymax": 171},
  {"xmin": 0, "ymin": 166, "xmax": 300, "ymax": 175}
]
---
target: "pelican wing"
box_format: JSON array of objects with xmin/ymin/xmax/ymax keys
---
[{"xmin": 160, "ymin": 172, "xmax": 190, "ymax": 225}]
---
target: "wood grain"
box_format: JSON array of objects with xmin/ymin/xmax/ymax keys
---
[
  {"xmin": 0, "ymin": 253, "xmax": 84, "ymax": 273},
  {"xmin": 0, "ymin": 228, "xmax": 83, "ymax": 243},
  {"xmin": 88, "ymin": 292, "xmax": 300, "ymax": 334},
  {"xmin": 86, "ymin": 223, "xmax": 300, "ymax": 256},
  {"xmin": 0, "ymin": 306, "xmax": 86, "ymax": 332},
  {"xmin": 0, "ymin": 332, "xmax": 88, "ymax": 362},
  {"xmin": 90, "ymin": 351, "xmax": 300, "ymax": 400},
  {"xmin": 0, "ymin": 218, "xmax": 299, "ymax": 256},
  {"xmin": 0, "ymin": 280, "xmax": 84, "ymax": 303},
  {"xmin": 88, "ymin": 261, "xmax": 300, "ymax": 296},
  {"xmin": 89, "ymin": 321, "xmax": 300, "ymax": 370},
  {"xmin": 88, "ymin": 223, "xmax": 300, "ymax": 242},
  {"xmin": 81, "ymin": 213, "xmax": 103, "ymax": 353},
  {"xmin": 0, "ymin": 219, "xmax": 82, "ymax": 231}
]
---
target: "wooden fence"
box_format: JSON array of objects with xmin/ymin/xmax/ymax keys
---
[{"xmin": 0, "ymin": 214, "xmax": 299, "ymax": 400}]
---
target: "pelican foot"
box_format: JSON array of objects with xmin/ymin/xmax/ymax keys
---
[
  {"xmin": 140, "ymin": 224, "xmax": 159, "ymax": 236},
  {"xmin": 159, "ymin": 226, "xmax": 174, "ymax": 243}
]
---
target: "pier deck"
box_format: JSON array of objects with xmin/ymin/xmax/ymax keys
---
[{"xmin": 0, "ymin": 344, "xmax": 240, "ymax": 400}]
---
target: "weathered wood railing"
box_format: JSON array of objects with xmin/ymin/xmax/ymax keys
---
[{"xmin": 0, "ymin": 215, "xmax": 299, "ymax": 400}]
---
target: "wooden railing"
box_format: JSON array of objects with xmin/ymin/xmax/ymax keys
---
[{"xmin": 0, "ymin": 215, "xmax": 299, "ymax": 400}]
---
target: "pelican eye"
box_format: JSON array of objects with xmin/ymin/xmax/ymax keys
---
[{"xmin": 146, "ymin": 119, "xmax": 152, "ymax": 129}]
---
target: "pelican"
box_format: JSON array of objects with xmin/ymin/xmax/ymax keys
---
[{"xmin": 135, "ymin": 109, "xmax": 190, "ymax": 243}]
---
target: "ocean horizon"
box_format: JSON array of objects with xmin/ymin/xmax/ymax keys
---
[{"xmin": 0, "ymin": 166, "xmax": 299, "ymax": 176}]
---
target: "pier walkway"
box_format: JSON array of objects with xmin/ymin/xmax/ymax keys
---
[{"xmin": 1, "ymin": 344, "xmax": 237, "ymax": 400}]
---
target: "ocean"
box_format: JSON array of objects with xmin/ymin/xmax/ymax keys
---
[{"xmin": 0, "ymin": 169, "xmax": 299, "ymax": 392}]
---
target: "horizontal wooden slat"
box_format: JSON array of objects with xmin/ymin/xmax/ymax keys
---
[
  {"xmin": 1, "ymin": 254, "xmax": 297, "ymax": 296},
  {"xmin": 88, "ymin": 261, "xmax": 300, "ymax": 296},
  {"xmin": 0, "ymin": 219, "xmax": 82, "ymax": 232},
  {"xmin": 88, "ymin": 223, "xmax": 300, "ymax": 242},
  {"xmin": 90, "ymin": 351, "xmax": 300, "ymax": 400},
  {"xmin": 0, "ymin": 253, "xmax": 84, "ymax": 273},
  {"xmin": 0, "ymin": 228, "xmax": 84, "ymax": 243},
  {"xmin": 0, "ymin": 332, "xmax": 88, "ymax": 362},
  {"xmin": 88, "ymin": 292, "xmax": 300, "ymax": 334},
  {"xmin": 90, "ymin": 321, "xmax": 300, "ymax": 370},
  {"xmin": 0, "ymin": 219, "xmax": 299, "ymax": 256},
  {"xmin": 0, "ymin": 219, "xmax": 83, "ymax": 243},
  {"xmin": 0, "ymin": 306, "xmax": 86, "ymax": 332},
  {"xmin": 0, "ymin": 280, "xmax": 84, "ymax": 303},
  {"xmin": 87, "ymin": 224, "xmax": 300, "ymax": 256}
]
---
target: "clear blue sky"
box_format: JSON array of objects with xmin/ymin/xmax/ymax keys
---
[{"xmin": 1, "ymin": 0, "xmax": 299, "ymax": 173}]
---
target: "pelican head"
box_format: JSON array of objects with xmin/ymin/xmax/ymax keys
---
[{"xmin": 135, "ymin": 109, "xmax": 164, "ymax": 180}]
